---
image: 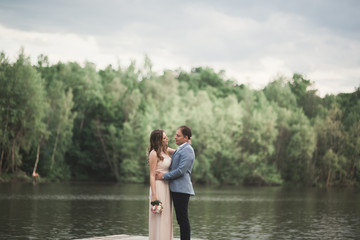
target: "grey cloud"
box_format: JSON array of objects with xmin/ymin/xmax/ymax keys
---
[{"xmin": 0, "ymin": 0, "xmax": 359, "ymax": 95}]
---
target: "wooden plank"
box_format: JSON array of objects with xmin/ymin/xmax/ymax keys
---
[{"xmin": 76, "ymin": 234, "xmax": 204, "ymax": 240}]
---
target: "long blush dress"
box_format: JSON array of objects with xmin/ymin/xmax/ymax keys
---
[{"xmin": 149, "ymin": 151, "xmax": 173, "ymax": 240}]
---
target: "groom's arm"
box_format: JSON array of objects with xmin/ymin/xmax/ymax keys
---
[{"xmin": 163, "ymin": 148, "xmax": 194, "ymax": 181}]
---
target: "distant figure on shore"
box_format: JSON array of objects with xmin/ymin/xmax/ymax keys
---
[{"xmin": 32, "ymin": 172, "xmax": 39, "ymax": 183}]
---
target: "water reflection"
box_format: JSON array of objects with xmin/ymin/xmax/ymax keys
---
[
  {"xmin": 0, "ymin": 183, "xmax": 359, "ymax": 239},
  {"xmin": 0, "ymin": 194, "xmax": 147, "ymax": 201}
]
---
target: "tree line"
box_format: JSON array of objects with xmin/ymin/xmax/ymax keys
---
[{"xmin": 0, "ymin": 50, "xmax": 359, "ymax": 187}]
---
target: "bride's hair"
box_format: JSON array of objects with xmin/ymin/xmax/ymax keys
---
[{"xmin": 147, "ymin": 129, "xmax": 167, "ymax": 163}]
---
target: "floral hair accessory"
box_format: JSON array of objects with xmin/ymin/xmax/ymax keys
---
[{"xmin": 151, "ymin": 200, "xmax": 163, "ymax": 214}]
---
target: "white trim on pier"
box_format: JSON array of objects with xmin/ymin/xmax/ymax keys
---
[{"xmin": 76, "ymin": 234, "xmax": 205, "ymax": 240}]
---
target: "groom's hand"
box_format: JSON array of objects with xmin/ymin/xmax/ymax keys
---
[{"xmin": 155, "ymin": 171, "xmax": 164, "ymax": 180}]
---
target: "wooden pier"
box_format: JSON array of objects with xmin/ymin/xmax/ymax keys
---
[{"xmin": 76, "ymin": 234, "xmax": 204, "ymax": 240}]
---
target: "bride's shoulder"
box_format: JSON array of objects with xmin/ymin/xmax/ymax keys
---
[
  {"xmin": 148, "ymin": 150, "xmax": 158, "ymax": 164},
  {"xmin": 149, "ymin": 150, "xmax": 157, "ymax": 157},
  {"xmin": 149, "ymin": 150, "xmax": 158, "ymax": 159}
]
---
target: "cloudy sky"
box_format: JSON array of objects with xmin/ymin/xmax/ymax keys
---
[{"xmin": 0, "ymin": 0, "xmax": 359, "ymax": 96}]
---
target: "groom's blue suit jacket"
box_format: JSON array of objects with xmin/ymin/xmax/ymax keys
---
[{"xmin": 163, "ymin": 142, "xmax": 195, "ymax": 195}]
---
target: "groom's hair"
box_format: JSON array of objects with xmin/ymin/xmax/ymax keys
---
[{"xmin": 178, "ymin": 125, "xmax": 192, "ymax": 140}]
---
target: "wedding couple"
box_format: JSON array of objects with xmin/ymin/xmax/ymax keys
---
[{"xmin": 148, "ymin": 126, "xmax": 195, "ymax": 240}]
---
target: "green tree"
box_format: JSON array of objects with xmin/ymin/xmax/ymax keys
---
[
  {"xmin": 289, "ymin": 73, "xmax": 320, "ymax": 119},
  {"xmin": 239, "ymin": 91, "xmax": 281, "ymax": 185},
  {"xmin": 273, "ymin": 107, "xmax": 316, "ymax": 184},
  {"xmin": 346, "ymin": 121, "xmax": 360, "ymax": 184},
  {"xmin": 263, "ymin": 76, "xmax": 297, "ymax": 110},
  {"xmin": 0, "ymin": 50, "xmax": 48, "ymax": 175},
  {"xmin": 313, "ymin": 105, "xmax": 344, "ymax": 186}
]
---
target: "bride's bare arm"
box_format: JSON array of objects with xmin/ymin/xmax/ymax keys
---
[
  {"xmin": 167, "ymin": 147, "xmax": 176, "ymax": 156},
  {"xmin": 149, "ymin": 151, "xmax": 158, "ymax": 202}
]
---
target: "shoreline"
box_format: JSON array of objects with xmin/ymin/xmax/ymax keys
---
[
  {"xmin": 1, "ymin": 172, "xmax": 358, "ymax": 188},
  {"xmin": 1, "ymin": 177, "xmax": 358, "ymax": 189}
]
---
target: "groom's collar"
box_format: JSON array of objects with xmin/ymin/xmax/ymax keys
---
[{"xmin": 178, "ymin": 142, "xmax": 188, "ymax": 150}]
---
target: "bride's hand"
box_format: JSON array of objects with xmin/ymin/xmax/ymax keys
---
[
  {"xmin": 151, "ymin": 195, "xmax": 157, "ymax": 202},
  {"xmin": 155, "ymin": 171, "xmax": 164, "ymax": 180}
]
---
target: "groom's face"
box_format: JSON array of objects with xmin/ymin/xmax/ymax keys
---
[{"xmin": 175, "ymin": 129, "xmax": 188, "ymax": 145}]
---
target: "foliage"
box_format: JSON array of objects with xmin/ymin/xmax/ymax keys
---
[{"xmin": 0, "ymin": 50, "xmax": 359, "ymax": 187}]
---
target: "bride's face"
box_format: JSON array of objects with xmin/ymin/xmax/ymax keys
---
[{"xmin": 162, "ymin": 132, "xmax": 169, "ymax": 146}]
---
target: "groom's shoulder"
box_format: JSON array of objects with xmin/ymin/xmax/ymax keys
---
[
  {"xmin": 184, "ymin": 144, "xmax": 195, "ymax": 154},
  {"xmin": 186, "ymin": 143, "xmax": 194, "ymax": 150}
]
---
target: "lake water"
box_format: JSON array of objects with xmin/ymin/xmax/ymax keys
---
[{"xmin": 0, "ymin": 182, "xmax": 359, "ymax": 239}]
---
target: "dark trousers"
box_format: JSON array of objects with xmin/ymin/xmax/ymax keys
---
[{"xmin": 171, "ymin": 191, "xmax": 191, "ymax": 240}]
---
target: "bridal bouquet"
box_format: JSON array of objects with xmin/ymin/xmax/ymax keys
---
[{"xmin": 151, "ymin": 200, "xmax": 163, "ymax": 214}]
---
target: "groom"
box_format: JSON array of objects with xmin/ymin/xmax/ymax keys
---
[{"xmin": 156, "ymin": 125, "xmax": 195, "ymax": 240}]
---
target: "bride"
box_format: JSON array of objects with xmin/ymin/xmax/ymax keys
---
[{"xmin": 147, "ymin": 129, "xmax": 175, "ymax": 240}]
